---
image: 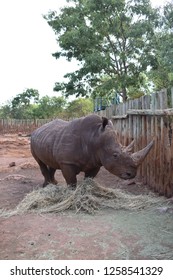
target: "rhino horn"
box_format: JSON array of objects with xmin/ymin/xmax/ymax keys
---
[
  {"xmin": 123, "ymin": 140, "xmax": 135, "ymax": 154},
  {"xmin": 131, "ymin": 140, "xmax": 154, "ymax": 166}
]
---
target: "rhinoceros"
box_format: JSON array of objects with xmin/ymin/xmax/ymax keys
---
[{"xmin": 30, "ymin": 114, "xmax": 153, "ymax": 187}]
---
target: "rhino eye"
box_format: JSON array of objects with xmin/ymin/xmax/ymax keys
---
[{"xmin": 113, "ymin": 153, "xmax": 119, "ymax": 159}]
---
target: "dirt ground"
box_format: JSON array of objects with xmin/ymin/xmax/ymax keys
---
[{"xmin": 0, "ymin": 134, "xmax": 173, "ymax": 260}]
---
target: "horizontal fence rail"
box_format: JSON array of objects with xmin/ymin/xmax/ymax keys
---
[{"xmin": 97, "ymin": 88, "xmax": 173, "ymax": 197}]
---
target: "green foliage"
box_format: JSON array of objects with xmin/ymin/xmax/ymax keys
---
[
  {"xmin": 11, "ymin": 88, "xmax": 40, "ymax": 119},
  {"xmin": 12, "ymin": 88, "xmax": 39, "ymax": 107},
  {"xmin": 44, "ymin": 0, "xmax": 159, "ymax": 101},
  {"xmin": 65, "ymin": 98, "xmax": 93, "ymax": 118},
  {"xmin": 148, "ymin": 2, "xmax": 173, "ymax": 91},
  {"xmin": 0, "ymin": 103, "xmax": 12, "ymax": 119},
  {"xmin": 0, "ymin": 89, "xmax": 93, "ymax": 119},
  {"xmin": 33, "ymin": 95, "xmax": 67, "ymax": 118}
]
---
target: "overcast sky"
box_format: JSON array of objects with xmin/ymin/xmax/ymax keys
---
[{"xmin": 0, "ymin": 0, "xmax": 166, "ymax": 105}]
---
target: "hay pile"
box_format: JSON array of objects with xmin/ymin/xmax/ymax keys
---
[{"xmin": 0, "ymin": 178, "xmax": 169, "ymax": 217}]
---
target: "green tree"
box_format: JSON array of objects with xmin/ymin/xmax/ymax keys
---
[
  {"xmin": 45, "ymin": 0, "xmax": 159, "ymax": 101},
  {"xmin": 0, "ymin": 94, "xmax": 67, "ymax": 119},
  {"xmin": 0, "ymin": 103, "xmax": 12, "ymax": 119},
  {"xmin": 34, "ymin": 95, "xmax": 66, "ymax": 118},
  {"xmin": 148, "ymin": 2, "xmax": 173, "ymax": 91},
  {"xmin": 66, "ymin": 98, "xmax": 93, "ymax": 118},
  {"xmin": 12, "ymin": 88, "xmax": 39, "ymax": 107},
  {"xmin": 11, "ymin": 88, "xmax": 39, "ymax": 118}
]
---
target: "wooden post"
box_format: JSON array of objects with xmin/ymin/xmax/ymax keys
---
[
  {"xmin": 159, "ymin": 89, "xmax": 168, "ymax": 109},
  {"xmin": 171, "ymin": 87, "xmax": 173, "ymax": 108}
]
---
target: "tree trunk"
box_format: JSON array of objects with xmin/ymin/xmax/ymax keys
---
[{"xmin": 122, "ymin": 88, "xmax": 127, "ymax": 102}]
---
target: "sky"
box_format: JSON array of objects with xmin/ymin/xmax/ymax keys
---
[{"xmin": 0, "ymin": 0, "xmax": 167, "ymax": 105}]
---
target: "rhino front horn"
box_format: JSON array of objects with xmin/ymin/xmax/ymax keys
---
[{"xmin": 131, "ymin": 140, "xmax": 154, "ymax": 166}]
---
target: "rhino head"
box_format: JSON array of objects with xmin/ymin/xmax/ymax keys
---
[{"xmin": 98, "ymin": 117, "xmax": 153, "ymax": 180}]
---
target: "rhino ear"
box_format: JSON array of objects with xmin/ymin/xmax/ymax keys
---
[{"xmin": 102, "ymin": 117, "xmax": 108, "ymax": 130}]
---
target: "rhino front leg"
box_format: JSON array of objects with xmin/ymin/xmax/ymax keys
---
[
  {"xmin": 61, "ymin": 164, "xmax": 77, "ymax": 189},
  {"xmin": 85, "ymin": 167, "xmax": 100, "ymax": 179}
]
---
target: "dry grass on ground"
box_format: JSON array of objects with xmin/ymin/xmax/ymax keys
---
[{"xmin": 0, "ymin": 179, "xmax": 170, "ymax": 217}]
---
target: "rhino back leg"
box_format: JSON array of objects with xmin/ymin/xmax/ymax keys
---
[
  {"xmin": 36, "ymin": 160, "xmax": 51, "ymax": 187},
  {"xmin": 31, "ymin": 148, "xmax": 51, "ymax": 187},
  {"xmin": 48, "ymin": 167, "xmax": 57, "ymax": 185},
  {"xmin": 84, "ymin": 167, "xmax": 100, "ymax": 179}
]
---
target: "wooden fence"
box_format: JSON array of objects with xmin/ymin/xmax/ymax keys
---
[
  {"xmin": 97, "ymin": 88, "xmax": 173, "ymax": 197},
  {"xmin": 0, "ymin": 119, "xmax": 51, "ymax": 134}
]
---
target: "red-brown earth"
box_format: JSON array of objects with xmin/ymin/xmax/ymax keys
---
[{"xmin": 0, "ymin": 134, "xmax": 173, "ymax": 260}]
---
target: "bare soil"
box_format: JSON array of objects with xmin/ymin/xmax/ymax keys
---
[{"xmin": 0, "ymin": 134, "xmax": 173, "ymax": 260}]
